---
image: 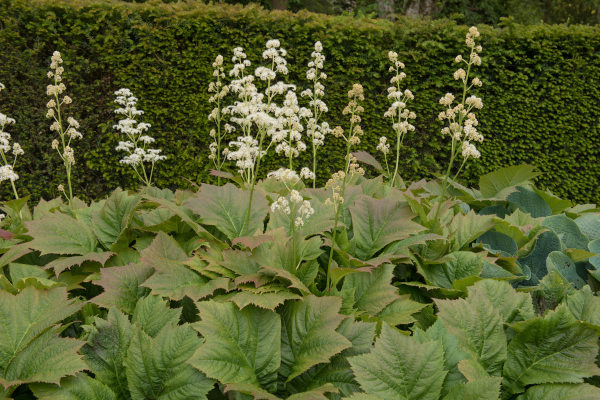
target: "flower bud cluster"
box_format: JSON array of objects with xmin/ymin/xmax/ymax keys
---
[{"xmin": 271, "ymin": 189, "xmax": 315, "ymax": 227}]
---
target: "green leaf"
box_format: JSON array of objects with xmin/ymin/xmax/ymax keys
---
[
  {"xmin": 349, "ymin": 324, "xmax": 446, "ymax": 400},
  {"xmin": 81, "ymin": 308, "xmax": 133, "ymax": 399},
  {"xmin": 288, "ymin": 318, "xmax": 376, "ymax": 397},
  {"xmin": 412, "ymin": 320, "xmax": 470, "ymax": 396},
  {"xmin": 516, "ymin": 383, "xmax": 600, "ymax": 400},
  {"xmin": 468, "ymin": 279, "xmax": 534, "ymax": 324},
  {"xmin": 575, "ymin": 213, "xmax": 600, "ymax": 240},
  {"xmin": 132, "ymin": 295, "xmax": 181, "ymax": 337},
  {"xmin": 30, "ymin": 373, "xmax": 117, "ymax": 400},
  {"xmin": 449, "ymin": 211, "xmax": 496, "ymax": 251},
  {"xmin": 0, "ymin": 286, "xmax": 85, "ymax": 389},
  {"xmin": 280, "ymin": 295, "xmax": 351, "ymax": 382},
  {"xmin": 546, "ymin": 251, "xmax": 586, "ymax": 289},
  {"xmin": 126, "ymin": 324, "xmax": 213, "ymax": 400},
  {"xmin": 418, "ymin": 251, "xmax": 483, "ymax": 289},
  {"xmin": 190, "ymin": 301, "xmax": 280, "ymax": 392},
  {"xmin": 140, "ymin": 233, "xmax": 230, "ymax": 301},
  {"xmin": 377, "ymin": 295, "xmax": 427, "ymax": 326},
  {"xmin": 542, "ymin": 214, "xmax": 589, "ymax": 250},
  {"xmin": 92, "ymin": 263, "xmax": 154, "ymax": 314},
  {"xmin": 508, "ymin": 187, "xmax": 552, "ymax": 218},
  {"xmin": 219, "ymin": 286, "xmax": 301, "ymax": 311},
  {"xmin": 518, "ymin": 230, "xmax": 561, "ymax": 285},
  {"xmin": 478, "ymin": 165, "xmax": 540, "ymax": 199},
  {"xmin": 442, "ymin": 373, "xmax": 501, "ymax": 400},
  {"xmin": 46, "ymin": 251, "xmax": 114, "ymax": 276},
  {"xmin": 92, "ymin": 188, "xmax": 140, "ymax": 249},
  {"xmin": 349, "ymin": 196, "xmax": 424, "ymax": 260},
  {"xmin": 26, "ymin": 214, "xmax": 98, "ymax": 255},
  {"xmin": 185, "ymin": 183, "xmax": 268, "ymax": 240},
  {"xmin": 436, "ymin": 288, "xmax": 507, "ymax": 376},
  {"xmin": 503, "ymin": 306, "xmax": 600, "ymax": 395},
  {"xmin": 341, "ymin": 264, "xmax": 398, "ymax": 316},
  {"xmin": 565, "ymin": 286, "xmax": 600, "ymax": 326}
]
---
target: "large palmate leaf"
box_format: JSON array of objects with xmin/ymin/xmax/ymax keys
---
[
  {"xmin": 546, "ymin": 251, "xmax": 587, "ymax": 289},
  {"xmin": 0, "ymin": 286, "xmax": 85, "ymax": 389},
  {"xmin": 516, "ymin": 383, "xmax": 600, "ymax": 399},
  {"xmin": 565, "ymin": 285, "xmax": 600, "ymax": 326},
  {"xmin": 45, "ymin": 251, "xmax": 114, "ymax": 276},
  {"xmin": 190, "ymin": 301, "xmax": 281, "ymax": 392},
  {"xmin": 141, "ymin": 232, "xmax": 230, "ymax": 300},
  {"xmin": 575, "ymin": 213, "xmax": 600, "ymax": 240},
  {"xmin": 131, "ymin": 295, "xmax": 181, "ymax": 337},
  {"xmin": 92, "ymin": 263, "xmax": 154, "ymax": 314},
  {"xmin": 185, "ymin": 183, "xmax": 268, "ymax": 240},
  {"xmin": 418, "ymin": 251, "xmax": 483, "ymax": 289},
  {"xmin": 468, "ymin": 280, "xmax": 534, "ymax": 324},
  {"xmin": 82, "ymin": 308, "xmax": 133, "ymax": 399},
  {"xmin": 349, "ymin": 196, "xmax": 424, "ymax": 260},
  {"xmin": 288, "ymin": 318, "xmax": 376, "ymax": 398},
  {"xmin": 340, "ymin": 264, "xmax": 398, "ymax": 316},
  {"xmin": 92, "ymin": 188, "xmax": 140, "ymax": 249},
  {"xmin": 503, "ymin": 306, "xmax": 600, "ymax": 395},
  {"xmin": 31, "ymin": 374, "xmax": 117, "ymax": 400},
  {"xmin": 478, "ymin": 164, "xmax": 540, "ymax": 199},
  {"xmin": 441, "ymin": 375, "xmax": 501, "ymax": 400},
  {"xmin": 125, "ymin": 324, "xmax": 213, "ymax": 400},
  {"xmin": 26, "ymin": 214, "xmax": 98, "ymax": 255},
  {"xmin": 280, "ymin": 295, "xmax": 351, "ymax": 382},
  {"xmin": 349, "ymin": 324, "xmax": 446, "ymax": 400},
  {"xmin": 436, "ymin": 287, "xmax": 507, "ymax": 376},
  {"xmin": 542, "ymin": 214, "xmax": 589, "ymax": 250},
  {"xmin": 449, "ymin": 211, "xmax": 496, "ymax": 251},
  {"xmin": 413, "ymin": 320, "xmax": 471, "ymax": 396}
]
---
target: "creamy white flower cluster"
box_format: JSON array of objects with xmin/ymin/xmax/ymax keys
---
[
  {"xmin": 270, "ymin": 189, "xmax": 315, "ymax": 227},
  {"xmin": 113, "ymin": 89, "xmax": 166, "ymax": 183},
  {"xmin": 301, "ymin": 41, "xmax": 330, "ymax": 149},
  {"xmin": 46, "ymin": 51, "xmax": 81, "ymax": 167},
  {"xmin": 384, "ymin": 51, "xmax": 416, "ymax": 134},
  {"xmin": 438, "ymin": 26, "xmax": 484, "ymax": 160},
  {"xmin": 226, "ymin": 39, "xmax": 314, "ymax": 179},
  {"xmin": 208, "ymin": 55, "xmax": 230, "ymax": 167},
  {"xmin": 376, "ymin": 136, "xmax": 390, "ymax": 155},
  {"xmin": 332, "ymin": 84, "xmax": 365, "ymax": 146},
  {"xmin": 0, "ymin": 84, "xmax": 23, "ymax": 185}
]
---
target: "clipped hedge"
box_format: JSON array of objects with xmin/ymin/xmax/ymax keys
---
[{"xmin": 0, "ymin": 0, "xmax": 599, "ymax": 203}]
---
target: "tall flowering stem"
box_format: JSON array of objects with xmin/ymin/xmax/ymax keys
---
[
  {"xmin": 301, "ymin": 41, "xmax": 330, "ymax": 188},
  {"xmin": 435, "ymin": 26, "xmax": 484, "ymax": 220},
  {"xmin": 46, "ymin": 51, "xmax": 82, "ymax": 205},
  {"xmin": 0, "ymin": 83, "xmax": 23, "ymax": 200},
  {"xmin": 383, "ymin": 51, "xmax": 416, "ymax": 187},
  {"xmin": 208, "ymin": 55, "xmax": 230, "ymax": 185},
  {"xmin": 113, "ymin": 88, "xmax": 166, "ymax": 187},
  {"xmin": 324, "ymin": 84, "xmax": 365, "ymax": 293},
  {"xmin": 269, "ymin": 169, "xmax": 315, "ymax": 269}
]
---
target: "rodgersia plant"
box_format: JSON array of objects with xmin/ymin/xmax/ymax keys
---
[
  {"xmin": 0, "ymin": 83, "xmax": 23, "ymax": 200},
  {"xmin": 301, "ymin": 41, "xmax": 330, "ymax": 188},
  {"xmin": 46, "ymin": 51, "xmax": 81, "ymax": 204},
  {"xmin": 113, "ymin": 88, "xmax": 166, "ymax": 187},
  {"xmin": 381, "ymin": 51, "xmax": 416, "ymax": 187}
]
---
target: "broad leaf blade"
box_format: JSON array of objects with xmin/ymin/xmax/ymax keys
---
[
  {"xmin": 281, "ymin": 295, "xmax": 351, "ymax": 382},
  {"xmin": 349, "ymin": 324, "xmax": 446, "ymax": 400},
  {"xmin": 190, "ymin": 301, "xmax": 280, "ymax": 392}
]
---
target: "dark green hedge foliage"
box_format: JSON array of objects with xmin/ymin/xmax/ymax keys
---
[{"xmin": 0, "ymin": 0, "xmax": 599, "ymax": 203}]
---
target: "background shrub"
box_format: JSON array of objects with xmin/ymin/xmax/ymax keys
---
[{"xmin": 0, "ymin": 0, "xmax": 599, "ymax": 203}]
